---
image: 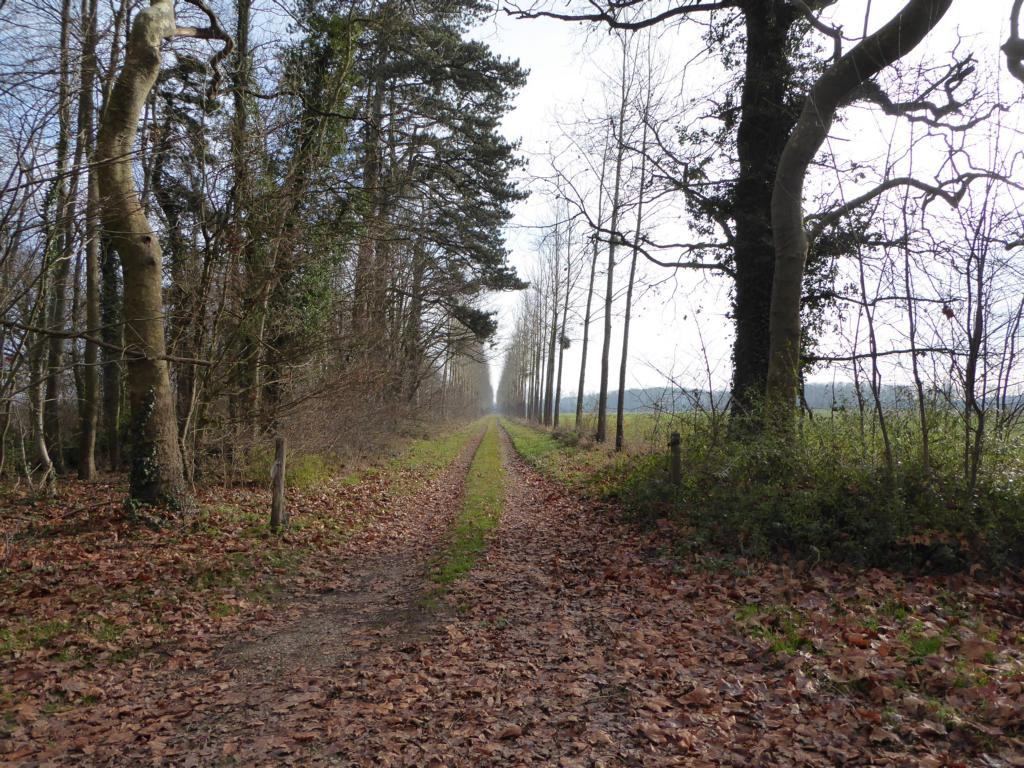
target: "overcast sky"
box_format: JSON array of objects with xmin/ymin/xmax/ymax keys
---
[{"xmin": 472, "ymin": 2, "xmax": 1017, "ymax": 399}]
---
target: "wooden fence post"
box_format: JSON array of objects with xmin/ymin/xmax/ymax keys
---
[
  {"xmin": 669, "ymin": 431, "xmax": 681, "ymax": 487},
  {"xmin": 270, "ymin": 435, "xmax": 287, "ymax": 532}
]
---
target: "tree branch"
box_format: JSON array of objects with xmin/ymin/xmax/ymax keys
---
[
  {"xmin": 502, "ymin": 0, "xmax": 737, "ymax": 31},
  {"xmin": 806, "ymin": 172, "xmax": 1001, "ymax": 240},
  {"xmin": 1, "ymin": 320, "xmax": 214, "ymax": 366},
  {"xmin": 805, "ymin": 346, "xmax": 954, "ymax": 363},
  {"xmin": 789, "ymin": 0, "xmax": 843, "ymax": 62},
  {"xmin": 1004, "ymin": 0, "xmax": 1024, "ymax": 85},
  {"xmin": 854, "ymin": 56, "xmax": 995, "ymax": 130},
  {"xmin": 179, "ymin": 0, "xmax": 233, "ymax": 94}
]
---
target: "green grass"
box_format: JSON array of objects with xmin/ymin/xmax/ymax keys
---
[
  {"xmin": 554, "ymin": 411, "xmax": 667, "ymax": 450},
  {"xmin": 429, "ymin": 418, "xmax": 505, "ymax": 588},
  {"xmin": 502, "ymin": 417, "xmax": 669, "ymax": 509},
  {"xmin": 735, "ymin": 603, "xmax": 814, "ymax": 655},
  {"xmin": 393, "ymin": 418, "xmax": 487, "ymax": 473},
  {"xmin": 899, "ymin": 620, "xmax": 949, "ymax": 662},
  {"xmin": 386, "ymin": 418, "xmax": 489, "ymax": 499},
  {"xmin": 0, "ymin": 618, "xmax": 72, "ymax": 656},
  {"xmin": 502, "ymin": 418, "xmax": 629, "ymax": 488}
]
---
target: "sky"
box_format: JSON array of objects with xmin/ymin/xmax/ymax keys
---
[{"xmin": 472, "ymin": 2, "xmax": 1018, "ymax": 400}]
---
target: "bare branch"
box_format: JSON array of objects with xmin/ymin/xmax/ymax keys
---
[
  {"xmin": 805, "ymin": 347, "xmax": 955, "ymax": 363},
  {"xmin": 0, "ymin": 320, "xmax": 214, "ymax": 366},
  {"xmin": 179, "ymin": 0, "xmax": 233, "ymax": 94},
  {"xmin": 789, "ymin": 0, "xmax": 843, "ymax": 62},
  {"xmin": 855, "ymin": 57, "xmax": 998, "ymax": 130},
  {"xmin": 502, "ymin": 0, "xmax": 737, "ymax": 31},
  {"xmin": 806, "ymin": 172, "xmax": 1005, "ymax": 240}
]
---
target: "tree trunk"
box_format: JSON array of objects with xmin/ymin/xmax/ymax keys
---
[
  {"xmin": 100, "ymin": 239, "xmax": 122, "ymax": 470},
  {"xmin": 44, "ymin": 0, "xmax": 76, "ymax": 473},
  {"xmin": 352, "ymin": 74, "xmax": 386, "ymax": 340},
  {"xmin": 402, "ymin": 245, "xmax": 426, "ymax": 400},
  {"xmin": 95, "ymin": 0, "xmax": 188, "ymax": 508},
  {"xmin": 596, "ymin": 108, "xmax": 627, "ymax": 443},
  {"xmin": 535, "ymin": 296, "xmax": 545, "ymax": 422},
  {"xmin": 728, "ymin": 1, "xmax": 799, "ymax": 422},
  {"xmin": 554, "ymin": 225, "xmax": 573, "ymax": 429},
  {"xmin": 97, "ymin": 0, "xmax": 127, "ymax": 472},
  {"xmin": 576, "ymin": 234, "xmax": 599, "ymax": 431},
  {"xmin": 901, "ymin": 200, "xmax": 930, "ymax": 473},
  {"xmin": 79, "ymin": 0, "xmax": 100, "ymax": 479},
  {"xmin": 767, "ymin": 0, "xmax": 953, "ymax": 431},
  {"xmin": 30, "ymin": 333, "xmax": 56, "ymax": 490},
  {"xmin": 229, "ymin": 0, "xmax": 264, "ymax": 436},
  {"xmin": 616, "ymin": 101, "xmax": 650, "ymax": 452},
  {"xmin": 543, "ymin": 231, "xmax": 560, "ymax": 427}
]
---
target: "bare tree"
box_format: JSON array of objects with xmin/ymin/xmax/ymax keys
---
[
  {"xmin": 78, "ymin": 0, "xmax": 100, "ymax": 479},
  {"xmin": 615, "ymin": 54, "xmax": 654, "ymax": 452},
  {"xmin": 575, "ymin": 134, "xmax": 610, "ymax": 432},
  {"xmin": 596, "ymin": 35, "xmax": 633, "ymax": 443}
]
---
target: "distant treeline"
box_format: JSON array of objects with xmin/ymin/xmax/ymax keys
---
[{"xmin": 567, "ymin": 383, "xmax": 975, "ymax": 414}]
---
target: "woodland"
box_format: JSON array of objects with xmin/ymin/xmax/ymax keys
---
[{"xmin": 1, "ymin": 0, "xmax": 1024, "ymax": 765}]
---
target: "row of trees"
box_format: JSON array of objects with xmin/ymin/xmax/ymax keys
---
[
  {"xmin": 498, "ymin": 0, "xmax": 1024, "ymax": 473},
  {"xmin": 0, "ymin": 0, "xmax": 522, "ymax": 509},
  {"xmin": 497, "ymin": 30, "xmax": 660, "ymax": 449}
]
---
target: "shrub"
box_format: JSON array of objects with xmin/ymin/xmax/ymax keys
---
[{"xmin": 503, "ymin": 412, "xmax": 1024, "ymax": 571}]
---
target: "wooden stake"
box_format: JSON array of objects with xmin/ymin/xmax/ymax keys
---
[
  {"xmin": 270, "ymin": 435, "xmax": 286, "ymax": 531},
  {"xmin": 669, "ymin": 431, "xmax": 681, "ymax": 487}
]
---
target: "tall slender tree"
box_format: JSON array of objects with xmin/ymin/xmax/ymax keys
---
[{"xmin": 596, "ymin": 40, "xmax": 632, "ymax": 442}]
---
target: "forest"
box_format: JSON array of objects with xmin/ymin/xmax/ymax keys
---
[{"xmin": 1, "ymin": 0, "xmax": 1024, "ymax": 765}]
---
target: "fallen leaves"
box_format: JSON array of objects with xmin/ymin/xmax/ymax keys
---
[
  {"xmin": 0, "ymin": 431, "xmax": 482, "ymax": 765},
  {"xmin": 496, "ymin": 723, "xmax": 523, "ymax": 740},
  {"xmin": 2, "ymin": 424, "xmax": 1024, "ymax": 766}
]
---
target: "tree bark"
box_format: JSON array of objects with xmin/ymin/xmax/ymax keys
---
[
  {"xmin": 352, "ymin": 73, "xmax": 386, "ymax": 340},
  {"xmin": 766, "ymin": 0, "xmax": 953, "ymax": 431},
  {"xmin": 228, "ymin": 0, "xmax": 264, "ymax": 436},
  {"xmin": 79, "ymin": 0, "xmax": 100, "ymax": 479},
  {"xmin": 543, "ymin": 229, "xmax": 560, "ymax": 426},
  {"xmin": 95, "ymin": 0, "xmax": 188, "ymax": 508},
  {"xmin": 44, "ymin": 0, "xmax": 76, "ymax": 473},
  {"xmin": 100, "ymin": 239, "xmax": 122, "ymax": 470},
  {"xmin": 728, "ymin": 1, "xmax": 800, "ymax": 421},
  {"xmin": 554, "ymin": 223, "xmax": 573, "ymax": 429}
]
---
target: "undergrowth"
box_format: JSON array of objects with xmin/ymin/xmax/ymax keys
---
[
  {"xmin": 244, "ymin": 448, "xmax": 336, "ymax": 490},
  {"xmin": 502, "ymin": 413, "xmax": 1024, "ymax": 570}
]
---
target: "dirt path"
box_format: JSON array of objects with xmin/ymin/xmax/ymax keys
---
[
  {"xmin": 14, "ymin": 422, "xmax": 1020, "ymax": 766},
  {"xmin": 288, "ymin": 424, "xmax": 1016, "ymax": 768}
]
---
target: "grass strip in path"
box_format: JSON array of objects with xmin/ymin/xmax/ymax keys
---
[{"xmin": 429, "ymin": 418, "xmax": 505, "ymax": 590}]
